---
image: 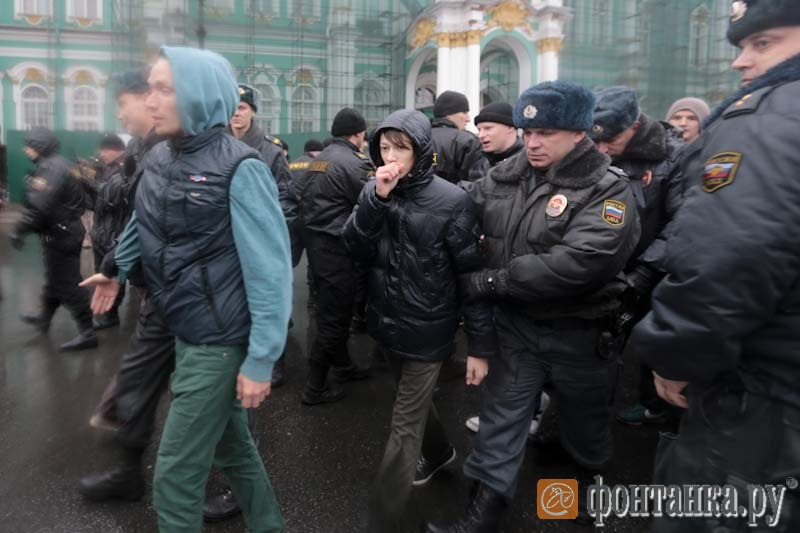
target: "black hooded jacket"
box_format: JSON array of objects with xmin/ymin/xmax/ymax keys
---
[
  {"xmin": 343, "ymin": 109, "xmax": 495, "ymax": 361},
  {"xmin": 15, "ymin": 128, "xmax": 85, "ymax": 243}
]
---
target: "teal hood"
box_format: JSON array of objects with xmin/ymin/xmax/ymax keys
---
[{"xmin": 160, "ymin": 46, "xmax": 238, "ymax": 136}]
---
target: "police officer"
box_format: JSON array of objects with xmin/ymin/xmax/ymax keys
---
[
  {"xmin": 10, "ymin": 127, "xmax": 97, "ymax": 351},
  {"xmin": 588, "ymin": 86, "xmax": 686, "ymax": 426},
  {"xmin": 424, "ymin": 82, "xmax": 640, "ymax": 532},
  {"xmin": 289, "ymin": 139, "xmax": 324, "ymax": 306},
  {"xmin": 430, "ymin": 90, "xmax": 487, "ymax": 183},
  {"xmin": 474, "ymin": 102, "xmax": 523, "ymax": 168},
  {"xmin": 302, "ymin": 107, "xmax": 373, "ymax": 405},
  {"xmin": 88, "ymin": 133, "xmax": 128, "ymax": 329},
  {"xmin": 631, "ymin": 2, "xmax": 800, "ymax": 531}
]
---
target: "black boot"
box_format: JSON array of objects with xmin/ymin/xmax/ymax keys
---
[
  {"xmin": 422, "ymin": 483, "xmax": 506, "ymax": 533},
  {"xmin": 301, "ymin": 361, "xmax": 345, "ymax": 406},
  {"xmin": 272, "ymin": 352, "xmax": 286, "ymax": 388},
  {"xmin": 331, "ymin": 363, "xmax": 370, "ymax": 383},
  {"xmin": 60, "ymin": 328, "xmax": 98, "ymax": 351},
  {"xmin": 203, "ymin": 488, "xmax": 241, "ymax": 522},
  {"xmin": 20, "ymin": 313, "xmax": 51, "ymax": 334},
  {"xmin": 79, "ymin": 447, "xmax": 145, "ymax": 502}
]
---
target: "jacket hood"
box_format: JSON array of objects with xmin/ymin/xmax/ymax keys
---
[
  {"xmin": 160, "ymin": 46, "xmax": 239, "ymax": 136},
  {"xmin": 24, "ymin": 127, "xmax": 59, "ymax": 158},
  {"xmin": 369, "ymin": 109, "xmax": 434, "ymax": 185}
]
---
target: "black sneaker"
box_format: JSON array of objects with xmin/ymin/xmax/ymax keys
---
[
  {"xmin": 413, "ymin": 446, "xmax": 457, "ymax": 487},
  {"xmin": 203, "ymin": 489, "xmax": 241, "ymax": 523},
  {"xmin": 301, "ymin": 385, "xmax": 345, "ymax": 406}
]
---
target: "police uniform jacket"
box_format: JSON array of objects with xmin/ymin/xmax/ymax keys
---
[
  {"xmin": 431, "ymin": 117, "xmax": 488, "ymax": 183},
  {"xmin": 631, "ymin": 54, "xmax": 800, "ymax": 409},
  {"xmin": 303, "ymin": 138, "xmax": 374, "ymax": 238},
  {"xmin": 464, "ymin": 136, "xmax": 640, "ymax": 320},
  {"xmin": 612, "ymin": 115, "xmax": 685, "ymax": 292},
  {"xmin": 343, "ymin": 109, "xmax": 495, "ymax": 362},
  {"xmin": 15, "ymin": 128, "xmax": 86, "ymax": 250}
]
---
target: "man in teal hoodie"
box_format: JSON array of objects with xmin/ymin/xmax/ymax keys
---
[{"xmin": 81, "ymin": 46, "xmax": 290, "ymax": 532}]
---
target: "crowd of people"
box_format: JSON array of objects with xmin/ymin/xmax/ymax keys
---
[{"xmin": 4, "ymin": 0, "xmax": 800, "ymax": 531}]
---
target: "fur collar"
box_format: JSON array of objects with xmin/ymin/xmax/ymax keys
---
[
  {"xmin": 704, "ymin": 53, "xmax": 800, "ymax": 128},
  {"xmin": 495, "ymin": 136, "xmax": 610, "ymax": 189},
  {"xmin": 619, "ymin": 114, "xmax": 666, "ymax": 162}
]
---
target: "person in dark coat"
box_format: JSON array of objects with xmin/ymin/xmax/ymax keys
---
[
  {"xmin": 343, "ymin": 109, "xmax": 495, "ymax": 532},
  {"xmin": 424, "ymin": 82, "xmax": 640, "ymax": 532},
  {"xmin": 630, "ymin": 3, "xmax": 800, "ymax": 531},
  {"xmin": 301, "ymin": 107, "xmax": 374, "ymax": 405},
  {"xmin": 10, "ymin": 127, "xmax": 97, "ymax": 351},
  {"xmin": 289, "ymin": 138, "xmax": 324, "ymax": 280},
  {"xmin": 430, "ymin": 90, "xmax": 487, "ymax": 183},
  {"xmin": 88, "ymin": 133, "xmax": 128, "ymax": 329},
  {"xmin": 589, "ymin": 86, "xmax": 686, "ymax": 427},
  {"xmin": 474, "ymin": 102, "xmax": 523, "ymax": 168},
  {"xmin": 664, "ymin": 96, "xmax": 710, "ymax": 144}
]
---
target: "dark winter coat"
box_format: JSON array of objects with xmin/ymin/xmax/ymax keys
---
[
  {"xmin": 430, "ymin": 118, "xmax": 488, "ymax": 183},
  {"xmin": 15, "ymin": 128, "xmax": 86, "ymax": 251},
  {"xmin": 463, "ymin": 137, "xmax": 641, "ymax": 320},
  {"xmin": 303, "ymin": 138, "xmax": 375, "ymax": 238},
  {"xmin": 611, "ymin": 115, "xmax": 685, "ymax": 293},
  {"xmin": 631, "ymin": 54, "xmax": 800, "ymax": 409},
  {"xmin": 343, "ymin": 109, "xmax": 495, "ymax": 361}
]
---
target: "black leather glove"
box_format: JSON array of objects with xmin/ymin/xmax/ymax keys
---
[{"xmin": 9, "ymin": 233, "xmax": 24, "ymax": 250}]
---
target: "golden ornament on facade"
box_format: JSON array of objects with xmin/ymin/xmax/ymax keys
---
[
  {"xmin": 466, "ymin": 29, "xmax": 485, "ymax": 46},
  {"xmin": 25, "ymin": 68, "xmax": 44, "ymax": 83},
  {"xmin": 296, "ymin": 69, "xmax": 314, "ymax": 85},
  {"xmin": 536, "ymin": 37, "xmax": 564, "ymax": 53},
  {"xmin": 76, "ymin": 17, "xmax": 93, "ymax": 27},
  {"xmin": 25, "ymin": 15, "xmax": 43, "ymax": 26},
  {"xmin": 74, "ymin": 70, "xmax": 94, "ymax": 85},
  {"xmin": 410, "ymin": 18, "xmax": 436, "ymax": 50},
  {"xmin": 486, "ymin": 1, "xmax": 531, "ymax": 33}
]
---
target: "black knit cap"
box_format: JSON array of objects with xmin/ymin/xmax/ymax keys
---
[
  {"xmin": 331, "ymin": 107, "xmax": 367, "ymax": 137},
  {"xmin": 474, "ymin": 102, "xmax": 515, "ymax": 127},
  {"xmin": 727, "ymin": 0, "xmax": 800, "ymax": 46},
  {"xmin": 238, "ymin": 84, "xmax": 258, "ymax": 112},
  {"xmin": 433, "ymin": 90, "xmax": 469, "ymax": 117},
  {"xmin": 112, "ymin": 68, "xmax": 149, "ymax": 98},
  {"xmin": 99, "ymin": 133, "xmax": 126, "ymax": 151},
  {"xmin": 304, "ymin": 139, "xmax": 324, "ymax": 152}
]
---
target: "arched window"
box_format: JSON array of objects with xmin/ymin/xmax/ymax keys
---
[
  {"xmin": 354, "ymin": 80, "xmax": 387, "ymax": 130},
  {"xmin": 70, "ymin": 86, "xmax": 100, "ymax": 131},
  {"xmin": 20, "ymin": 85, "xmax": 51, "ymax": 129},
  {"xmin": 67, "ymin": 0, "xmax": 101, "ymax": 20},
  {"xmin": 17, "ymin": 0, "xmax": 51, "ymax": 16},
  {"xmin": 690, "ymin": 6, "xmax": 710, "ymax": 67},
  {"xmin": 291, "ymin": 85, "xmax": 317, "ymax": 133},
  {"xmin": 591, "ymin": 0, "xmax": 610, "ymax": 46},
  {"xmin": 255, "ymin": 82, "xmax": 279, "ymax": 134}
]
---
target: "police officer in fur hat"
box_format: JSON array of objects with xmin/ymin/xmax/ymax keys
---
[
  {"xmin": 423, "ymin": 81, "xmax": 640, "ymax": 532},
  {"xmin": 630, "ymin": 2, "xmax": 800, "ymax": 531},
  {"xmin": 589, "ymin": 86, "xmax": 686, "ymax": 428}
]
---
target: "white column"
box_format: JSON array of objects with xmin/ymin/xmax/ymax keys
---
[
  {"xmin": 465, "ymin": 38, "xmax": 481, "ymax": 122},
  {"xmin": 536, "ymin": 37, "xmax": 562, "ymax": 82}
]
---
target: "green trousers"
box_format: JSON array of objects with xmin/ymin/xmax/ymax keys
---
[{"xmin": 153, "ymin": 340, "xmax": 284, "ymax": 533}]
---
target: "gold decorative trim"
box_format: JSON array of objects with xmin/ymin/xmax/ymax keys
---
[
  {"xmin": 486, "ymin": 1, "xmax": 531, "ymax": 33},
  {"xmin": 409, "ymin": 18, "xmax": 436, "ymax": 50},
  {"xmin": 466, "ymin": 29, "xmax": 485, "ymax": 46},
  {"xmin": 536, "ymin": 37, "xmax": 563, "ymax": 53}
]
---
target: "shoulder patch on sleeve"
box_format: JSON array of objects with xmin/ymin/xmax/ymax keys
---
[
  {"xmin": 601, "ymin": 199, "xmax": 626, "ymax": 226},
  {"xmin": 702, "ymin": 152, "xmax": 741, "ymax": 193},
  {"xmin": 356, "ymin": 152, "xmax": 367, "ymax": 159},
  {"xmin": 289, "ymin": 161, "xmax": 310, "ymax": 170},
  {"xmin": 264, "ymin": 134, "xmax": 281, "ymax": 145},
  {"xmin": 309, "ymin": 161, "xmax": 329, "ymax": 173},
  {"xmin": 30, "ymin": 176, "xmax": 49, "ymax": 191}
]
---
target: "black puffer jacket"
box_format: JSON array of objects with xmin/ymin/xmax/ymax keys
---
[
  {"xmin": 303, "ymin": 138, "xmax": 375, "ymax": 238},
  {"xmin": 463, "ymin": 137, "xmax": 641, "ymax": 320},
  {"xmin": 611, "ymin": 115, "xmax": 685, "ymax": 293},
  {"xmin": 90, "ymin": 154, "xmax": 127, "ymax": 258},
  {"xmin": 343, "ymin": 109, "xmax": 495, "ymax": 361},
  {"xmin": 431, "ymin": 118, "xmax": 488, "ymax": 183},
  {"xmin": 15, "ymin": 128, "xmax": 85, "ymax": 248}
]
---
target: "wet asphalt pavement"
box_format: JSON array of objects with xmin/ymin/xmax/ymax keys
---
[{"xmin": 0, "ymin": 207, "xmax": 661, "ymax": 532}]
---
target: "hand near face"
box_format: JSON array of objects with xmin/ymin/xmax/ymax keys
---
[{"xmin": 375, "ymin": 162, "xmax": 404, "ymax": 199}]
